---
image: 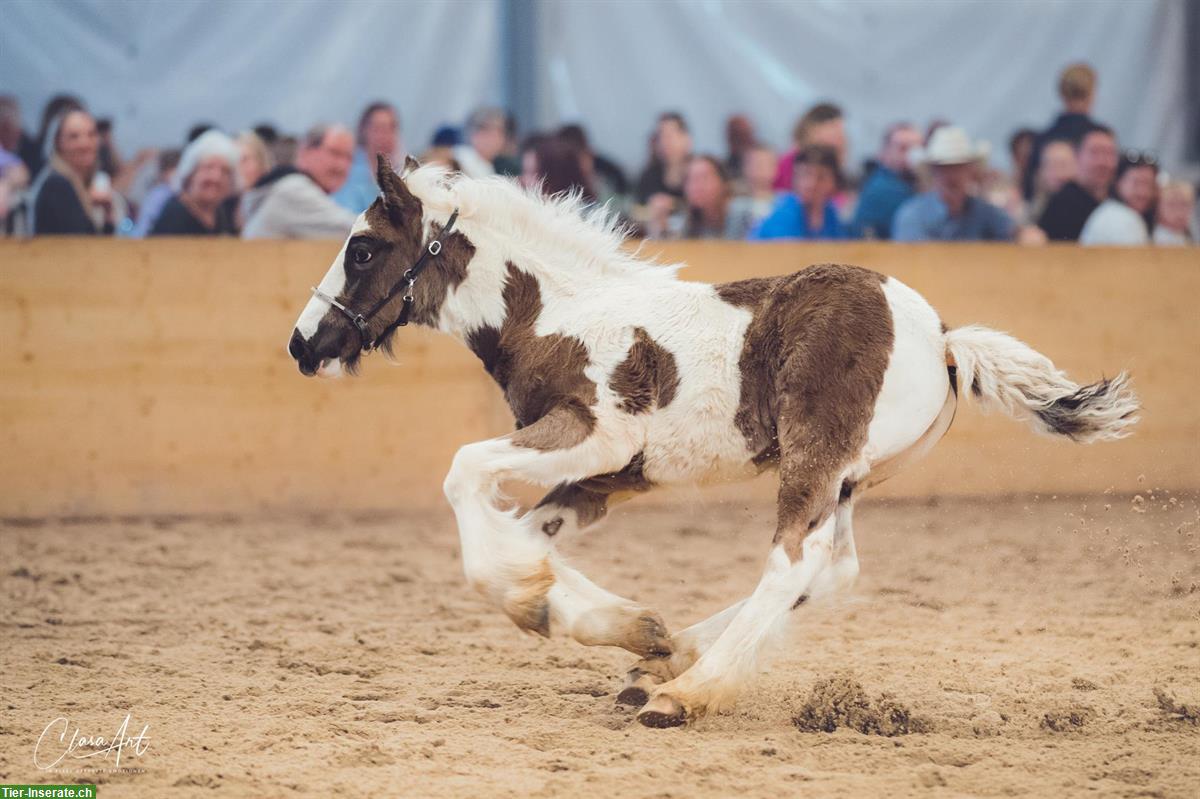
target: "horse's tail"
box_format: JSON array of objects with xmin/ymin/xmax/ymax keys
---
[{"xmin": 945, "ymin": 325, "xmax": 1138, "ymax": 443}]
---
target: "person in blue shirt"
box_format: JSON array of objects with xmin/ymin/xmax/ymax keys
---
[
  {"xmin": 893, "ymin": 126, "xmax": 1016, "ymax": 242},
  {"xmin": 750, "ymin": 145, "xmax": 848, "ymax": 241},
  {"xmin": 851, "ymin": 122, "xmax": 921, "ymax": 240},
  {"xmin": 333, "ymin": 102, "xmax": 400, "ymax": 215}
]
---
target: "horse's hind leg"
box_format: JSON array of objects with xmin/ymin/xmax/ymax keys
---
[
  {"xmin": 637, "ymin": 424, "xmax": 867, "ymax": 726},
  {"xmin": 443, "ymin": 409, "xmax": 672, "ymax": 658},
  {"xmin": 619, "ymin": 494, "xmax": 864, "ymax": 707}
]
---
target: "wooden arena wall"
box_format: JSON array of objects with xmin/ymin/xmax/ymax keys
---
[{"xmin": 1, "ymin": 239, "xmax": 1196, "ymax": 518}]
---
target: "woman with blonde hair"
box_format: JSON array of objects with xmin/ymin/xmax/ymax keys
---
[{"xmin": 30, "ymin": 107, "xmax": 116, "ymax": 235}]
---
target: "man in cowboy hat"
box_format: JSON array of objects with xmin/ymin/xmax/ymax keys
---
[{"xmin": 893, "ymin": 126, "xmax": 1015, "ymax": 242}]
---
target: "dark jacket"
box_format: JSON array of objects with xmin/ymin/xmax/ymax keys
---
[
  {"xmin": 1037, "ymin": 180, "xmax": 1101, "ymax": 242},
  {"xmin": 149, "ymin": 194, "xmax": 237, "ymax": 236},
  {"xmin": 634, "ymin": 161, "xmax": 684, "ymax": 205},
  {"xmin": 1024, "ymin": 112, "xmax": 1097, "ymax": 200},
  {"xmin": 32, "ymin": 172, "xmax": 110, "ymax": 235}
]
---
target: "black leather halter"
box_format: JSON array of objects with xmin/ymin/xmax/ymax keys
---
[{"xmin": 311, "ymin": 209, "xmax": 459, "ymax": 352}]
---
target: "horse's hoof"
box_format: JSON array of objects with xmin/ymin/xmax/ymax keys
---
[
  {"xmin": 628, "ymin": 612, "xmax": 673, "ymax": 659},
  {"xmin": 637, "ymin": 694, "xmax": 688, "ymax": 728},
  {"xmin": 615, "ymin": 674, "xmax": 658, "ymax": 707}
]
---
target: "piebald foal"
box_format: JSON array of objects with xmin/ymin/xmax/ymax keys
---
[{"xmin": 288, "ymin": 157, "xmax": 1138, "ymax": 727}]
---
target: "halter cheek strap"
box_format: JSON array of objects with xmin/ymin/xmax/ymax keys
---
[{"xmin": 310, "ymin": 209, "xmax": 459, "ymax": 352}]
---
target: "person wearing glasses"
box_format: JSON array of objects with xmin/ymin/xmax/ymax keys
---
[
  {"xmin": 240, "ymin": 123, "xmax": 356, "ymax": 239},
  {"xmin": 1079, "ymin": 151, "xmax": 1158, "ymax": 246}
]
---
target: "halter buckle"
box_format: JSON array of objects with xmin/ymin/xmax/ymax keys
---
[{"xmin": 428, "ymin": 240, "xmax": 442, "ymax": 256}]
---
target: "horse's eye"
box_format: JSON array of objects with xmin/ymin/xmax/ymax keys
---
[{"xmin": 351, "ymin": 246, "xmax": 373, "ymax": 267}]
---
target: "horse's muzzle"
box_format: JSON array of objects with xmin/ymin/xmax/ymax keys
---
[{"xmin": 289, "ymin": 329, "xmax": 320, "ymax": 376}]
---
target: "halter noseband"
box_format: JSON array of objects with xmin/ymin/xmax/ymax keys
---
[{"xmin": 311, "ymin": 209, "xmax": 459, "ymax": 352}]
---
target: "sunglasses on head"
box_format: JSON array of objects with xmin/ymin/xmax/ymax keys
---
[{"xmin": 1123, "ymin": 149, "xmax": 1158, "ymax": 167}]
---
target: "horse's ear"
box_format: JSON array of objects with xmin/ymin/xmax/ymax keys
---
[
  {"xmin": 403, "ymin": 154, "xmax": 420, "ymax": 175},
  {"xmin": 376, "ymin": 154, "xmax": 416, "ymax": 217}
]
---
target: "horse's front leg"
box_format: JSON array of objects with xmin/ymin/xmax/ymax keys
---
[{"xmin": 442, "ymin": 408, "xmax": 672, "ymax": 658}]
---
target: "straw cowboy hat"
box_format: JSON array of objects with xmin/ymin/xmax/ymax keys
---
[{"xmin": 916, "ymin": 126, "xmax": 990, "ymax": 166}]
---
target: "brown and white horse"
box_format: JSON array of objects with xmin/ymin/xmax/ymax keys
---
[{"xmin": 287, "ymin": 156, "xmax": 1138, "ymax": 728}]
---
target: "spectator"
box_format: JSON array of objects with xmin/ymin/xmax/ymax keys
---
[
  {"xmin": 724, "ymin": 114, "xmax": 757, "ymax": 182},
  {"xmin": 649, "ymin": 155, "xmax": 755, "ymax": 240},
  {"xmin": 1027, "ymin": 139, "xmax": 1077, "ymax": 223},
  {"xmin": 0, "ymin": 95, "xmax": 40, "ymax": 176},
  {"xmin": 1037, "ymin": 125, "xmax": 1118, "ymax": 241},
  {"xmin": 132, "ymin": 148, "xmax": 181, "ymax": 238},
  {"xmin": 557, "ymin": 123, "xmax": 627, "ymax": 207},
  {"xmin": 893, "ymin": 126, "xmax": 1014, "ymax": 242},
  {"xmin": 519, "ymin": 133, "xmax": 595, "ymax": 200},
  {"xmin": 1024, "ymin": 63, "xmax": 1100, "ymax": 200},
  {"xmin": 454, "ymin": 107, "xmax": 507, "ymax": 179},
  {"xmin": 1079, "ymin": 151, "xmax": 1157, "ymax": 245},
  {"xmin": 1152, "ymin": 181, "xmax": 1194, "ymax": 246},
  {"xmin": 852, "ymin": 122, "xmax": 921, "ymax": 239},
  {"xmin": 29, "ymin": 108, "xmax": 117, "ymax": 235},
  {"xmin": 739, "ymin": 144, "xmax": 779, "ymax": 224},
  {"xmin": 420, "ymin": 126, "xmax": 462, "ymax": 172},
  {"xmin": 773, "ymin": 103, "xmax": 846, "ymax": 191},
  {"xmin": 751, "ymin": 145, "xmax": 847, "ymax": 241},
  {"xmin": 241, "ymin": 123, "xmax": 356, "ymax": 239},
  {"xmin": 333, "ymin": 101, "xmax": 401, "ymax": 214},
  {"xmin": 635, "ymin": 112, "xmax": 692, "ymax": 205},
  {"xmin": 149, "ymin": 130, "xmax": 239, "ymax": 236}
]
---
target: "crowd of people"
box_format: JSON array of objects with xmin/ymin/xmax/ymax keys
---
[{"xmin": 0, "ymin": 62, "xmax": 1193, "ymax": 245}]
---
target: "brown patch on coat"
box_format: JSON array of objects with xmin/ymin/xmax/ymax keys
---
[
  {"xmin": 611, "ymin": 328, "xmax": 680, "ymax": 414},
  {"xmin": 501, "ymin": 557, "xmax": 555, "ymax": 636},
  {"xmin": 534, "ymin": 452, "xmax": 654, "ymax": 531},
  {"xmin": 716, "ymin": 264, "xmax": 894, "ymax": 560},
  {"xmin": 467, "ymin": 263, "xmax": 598, "ymax": 448}
]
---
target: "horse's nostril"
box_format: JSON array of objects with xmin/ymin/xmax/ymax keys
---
[{"xmin": 288, "ymin": 329, "xmax": 308, "ymax": 360}]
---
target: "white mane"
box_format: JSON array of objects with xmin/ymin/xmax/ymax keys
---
[{"xmin": 402, "ymin": 164, "xmax": 681, "ymax": 281}]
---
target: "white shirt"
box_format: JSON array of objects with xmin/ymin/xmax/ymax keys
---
[{"xmin": 1079, "ymin": 199, "xmax": 1148, "ymax": 246}]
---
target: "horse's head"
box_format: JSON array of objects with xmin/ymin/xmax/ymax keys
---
[{"xmin": 288, "ymin": 155, "xmax": 449, "ymax": 377}]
